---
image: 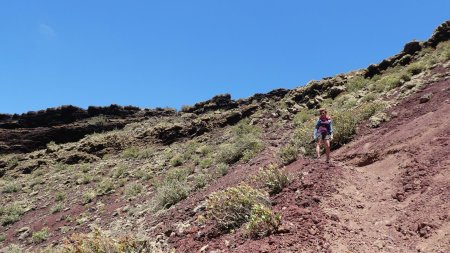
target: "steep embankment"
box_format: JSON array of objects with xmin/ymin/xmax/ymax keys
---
[
  {"xmin": 0, "ymin": 21, "xmax": 449, "ymax": 253},
  {"xmin": 323, "ymin": 64, "xmax": 450, "ymax": 253}
]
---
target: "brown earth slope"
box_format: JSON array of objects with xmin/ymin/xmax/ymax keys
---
[{"xmin": 0, "ymin": 21, "xmax": 449, "ymax": 253}]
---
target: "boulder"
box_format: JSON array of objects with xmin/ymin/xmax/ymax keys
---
[
  {"xmin": 403, "ymin": 41, "xmax": 422, "ymax": 55},
  {"xmin": 420, "ymin": 93, "xmax": 432, "ymax": 103},
  {"xmin": 328, "ymin": 86, "xmax": 346, "ymax": 99}
]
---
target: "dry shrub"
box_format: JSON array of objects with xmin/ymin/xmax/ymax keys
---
[
  {"xmin": 252, "ymin": 164, "xmax": 290, "ymax": 195},
  {"xmin": 153, "ymin": 168, "xmax": 190, "ymax": 210},
  {"xmin": 47, "ymin": 228, "xmax": 174, "ymax": 253},
  {"xmin": 206, "ymin": 184, "xmax": 269, "ymax": 231},
  {"xmin": 246, "ymin": 203, "xmax": 281, "ymax": 238}
]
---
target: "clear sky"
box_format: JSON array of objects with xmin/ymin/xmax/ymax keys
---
[{"xmin": 1, "ymin": 1, "xmax": 449, "ymax": 114}]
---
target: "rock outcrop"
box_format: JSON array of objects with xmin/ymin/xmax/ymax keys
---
[{"xmin": 0, "ymin": 105, "xmax": 176, "ymax": 154}]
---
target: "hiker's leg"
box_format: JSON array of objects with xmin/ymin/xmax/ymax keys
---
[
  {"xmin": 316, "ymin": 139, "xmax": 322, "ymax": 158},
  {"xmin": 325, "ymin": 139, "xmax": 331, "ymax": 162}
]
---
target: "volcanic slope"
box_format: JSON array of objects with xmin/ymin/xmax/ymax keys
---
[{"xmin": 0, "ymin": 21, "xmax": 449, "ymax": 252}]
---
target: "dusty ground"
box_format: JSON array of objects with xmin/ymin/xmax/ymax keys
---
[
  {"xmin": 141, "ymin": 66, "xmax": 450, "ymax": 253},
  {"xmin": 1, "ymin": 29, "xmax": 449, "ymax": 252},
  {"xmin": 323, "ymin": 66, "xmax": 450, "ymax": 253}
]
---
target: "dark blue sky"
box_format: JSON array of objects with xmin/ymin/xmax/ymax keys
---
[{"xmin": 1, "ymin": 1, "xmax": 449, "ymax": 114}]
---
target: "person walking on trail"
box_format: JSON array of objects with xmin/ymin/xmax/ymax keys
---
[{"xmin": 313, "ymin": 108, "xmax": 333, "ymax": 163}]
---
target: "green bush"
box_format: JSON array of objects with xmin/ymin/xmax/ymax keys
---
[
  {"xmin": 345, "ymin": 76, "xmax": 368, "ymax": 92},
  {"xmin": 153, "ymin": 168, "xmax": 190, "ymax": 210},
  {"xmin": 406, "ymin": 62, "xmax": 425, "ymax": 75},
  {"xmin": 277, "ymin": 144, "xmax": 299, "ymax": 165},
  {"xmin": 87, "ymin": 115, "xmax": 108, "ymax": 126},
  {"xmin": 193, "ymin": 173, "xmax": 209, "ymax": 190},
  {"xmin": 356, "ymin": 102, "xmax": 386, "ymax": 121},
  {"xmin": 124, "ymin": 183, "xmax": 143, "ymax": 198},
  {"xmin": 199, "ymin": 157, "xmax": 213, "ymax": 169},
  {"xmin": 0, "ymin": 233, "xmax": 5, "ymax": 242},
  {"xmin": 0, "ymin": 203, "xmax": 24, "ymax": 226},
  {"xmin": 96, "ymin": 179, "xmax": 115, "ymax": 196},
  {"xmin": 216, "ymin": 143, "xmax": 243, "ymax": 164},
  {"xmin": 206, "ymin": 184, "xmax": 269, "ymax": 231},
  {"xmin": 2, "ymin": 182, "xmax": 20, "ymax": 193},
  {"xmin": 215, "ymin": 119, "xmax": 264, "ymax": 165},
  {"xmin": 51, "ymin": 203, "xmax": 64, "ymax": 214},
  {"xmin": 215, "ymin": 163, "xmax": 229, "ymax": 177},
  {"xmin": 216, "ymin": 135, "xmax": 264, "ymax": 164},
  {"xmin": 361, "ymin": 93, "xmax": 376, "ymax": 102},
  {"xmin": 55, "ymin": 191, "xmax": 66, "ymax": 202},
  {"xmin": 54, "ymin": 228, "xmax": 174, "ymax": 253},
  {"xmin": 330, "ymin": 110, "xmax": 358, "ymax": 149},
  {"xmin": 32, "ymin": 227, "xmax": 49, "ymax": 243},
  {"xmin": 291, "ymin": 120, "xmax": 316, "ymax": 156},
  {"xmin": 76, "ymin": 174, "xmax": 93, "ymax": 185},
  {"xmin": 110, "ymin": 164, "xmax": 127, "ymax": 179},
  {"xmin": 252, "ymin": 164, "xmax": 290, "ymax": 195},
  {"xmin": 122, "ymin": 147, "xmax": 140, "ymax": 159},
  {"xmin": 438, "ymin": 41, "xmax": 450, "ymax": 61},
  {"xmin": 82, "ymin": 191, "xmax": 96, "ymax": 205},
  {"xmin": 246, "ymin": 204, "xmax": 281, "ymax": 237},
  {"xmin": 170, "ymin": 154, "xmax": 184, "ymax": 167},
  {"xmin": 293, "ymin": 110, "xmax": 314, "ymax": 127}
]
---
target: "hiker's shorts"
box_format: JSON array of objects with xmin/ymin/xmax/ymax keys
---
[{"xmin": 317, "ymin": 133, "xmax": 331, "ymax": 141}]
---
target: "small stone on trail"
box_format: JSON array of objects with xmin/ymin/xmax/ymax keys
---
[{"xmin": 419, "ymin": 93, "xmax": 432, "ymax": 103}]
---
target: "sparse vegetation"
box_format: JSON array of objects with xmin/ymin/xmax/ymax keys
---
[
  {"xmin": 345, "ymin": 76, "xmax": 368, "ymax": 92},
  {"xmin": 216, "ymin": 120, "xmax": 264, "ymax": 165},
  {"xmin": 122, "ymin": 146, "xmax": 140, "ymax": 159},
  {"xmin": 206, "ymin": 184, "xmax": 270, "ymax": 231},
  {"xmin": 252, "ymin": 164, "xmax": 290, "ymax": 195},
  {"xmin": 246, "ymin": 203, "xmax": 281, "ymax": 237},
  {"xmin": 124, "ymin": 182, "xmax": 143, "ymax": 198},
  {"xmin": 153, "ymin": 168, "xmax": 190, "ymax": 210},
  {"xmin": 51, "ymin": 203, "xmax": 64, "ymax": 214},
  {"xmin": 2, "ymin": 182, "xmax": 20, "ymax": 193},
  {"xmin": 55, "ymin": 191, "xmax": 66, "ymax": 202},
  {"xmin": 32, "ymin": 227, "xmax": 49, "ymax": 244},
  {"xmin": 169, "ymin": 154, "xmax": 184, "ymax": 167},
  {"xmin": 82, "ymin": 191, "xmax": 96, "ymax": 205},
  {"xmin": 0, "ymin": 233, "xmax": 6, "ymax": 242},
  {"xmin": 278, "ymin": 144, "xmax": 299, "ymax": 165},
  {"xmin": 110, "ymin": 164, "xmax": 127, "ymax": 179},
  {"xmin": 215, "ymin": 163, "xmax": 229, "ymax": 177},
  {"xmin": 0, "ymin": 203, "xmax": 25, "ymax": 226},
  {"xmin": 53, "ymin": 228, "xmax": 174, "ymax": 253},
  {"xmin": 87, "ymin": 115, "xmax": 108, "ymax": 126},
  {"xmin": 96, "ymin": 179, "xmax": 115, "ymax": 196}
]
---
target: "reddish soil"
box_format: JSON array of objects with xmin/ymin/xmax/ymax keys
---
[
  {"xmin": 2, "ymin": 65, "xmax": 449, "ymax": 252},
  {"xmin": 142, "ymin": 66, "xmax": 450, "ymax": 252}
]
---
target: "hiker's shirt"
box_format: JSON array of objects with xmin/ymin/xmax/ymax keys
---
[{"xmin": 314, "ymin": 117, "xmax": 333, "ymax": 139}]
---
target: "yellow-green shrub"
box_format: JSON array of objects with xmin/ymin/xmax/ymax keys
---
[
  {"xmin": 277, "ymin": 145, "xmax": 299, "ymax": 165},
  {"xmin": 216, "ymin": 121, "xmax": 264, "ymax": 164},
  {"xmin": 54, "ymin": 228, "xmax": 174, "ymax": 253},
  {"xmin": 246, "ymin": 204, "xmax": 281, "ymax": 238},
  {"xmin": 32, "ymin": 228, "xmax": 49, "ymax": 243},
  {"xmin": 252, "ymin": 164, "xmax": 290, "ymax": 195},
  {"xmin": 206, "ymin": 184, "xmax": 269, "ymax": 231},
  {"xmin": 0, "ymin": 203, "xmax": 24, "ymax": 226},
  {"xmin": 329, "ymin": 110, "xmax": 358, "ymax": 149},
  {"xmin": 153, "ymin": 168, "xmax": 190, "ymax": 210}
]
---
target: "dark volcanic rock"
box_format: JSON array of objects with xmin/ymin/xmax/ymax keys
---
[{"xmin": 0, "ymin": 105, "xmax": 176, "ymax": 154}]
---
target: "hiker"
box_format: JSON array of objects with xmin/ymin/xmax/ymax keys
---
[{"xmin": 313, "ymin": 108, "xmax": 333, "ymax": 163}]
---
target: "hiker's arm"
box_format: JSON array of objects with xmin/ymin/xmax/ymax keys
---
[
  {"xmin": 330, "ymin": 120, "xmax": 334, "ymax": 139},
  {"xmin": 313, "ymin": 120, "xmax": 319, "ymax": 139}
]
